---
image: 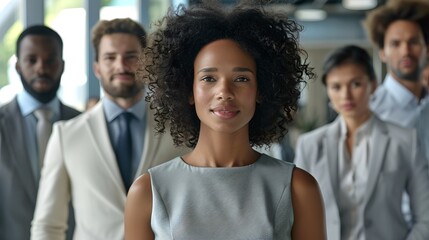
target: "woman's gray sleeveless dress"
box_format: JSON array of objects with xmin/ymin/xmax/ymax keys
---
[{"xmin": 148, "ymin": 154, "xmax": 295, "ymax": 240}]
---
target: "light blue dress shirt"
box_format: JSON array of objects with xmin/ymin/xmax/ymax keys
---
[
  {"xmin": 370, "ymin": 74, "xmax": 429, "ymax": 159},
  {"xmin": 102, "ymin": 97, "xmax": 146, "ymax": 180},
  {"xmin": 17, "ymin": 91, "xmax": 60, "ymax": 181}
]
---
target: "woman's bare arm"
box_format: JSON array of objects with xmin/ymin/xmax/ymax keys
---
[
  {"xmin": 125, "ymin": 174, "xmax": 154, "ymax": 240},
  {"xmin": 291, "ymin": 167, "xmax": 326, "ymax": 240}
]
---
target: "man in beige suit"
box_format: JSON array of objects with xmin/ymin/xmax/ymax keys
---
[{"xmin": 31, "ymin": 18, "xmax": 189, "ymax": 239}]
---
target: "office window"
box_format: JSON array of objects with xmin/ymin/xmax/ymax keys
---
[
  {"xmin": 0, "ymin": 0, "xmax": 21, "ymax": 105},
  {"xmin": 101, "ymin": 0, "xmax": 137, "ymax": 20},
  {"xmin": 45, "ymin": 0, "xmax": 86, "ymax": 110}
]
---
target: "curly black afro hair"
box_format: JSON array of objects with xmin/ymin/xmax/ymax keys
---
[{"xmin": 138, "ymin": 1, "xmax": 314, "ymax": 148}]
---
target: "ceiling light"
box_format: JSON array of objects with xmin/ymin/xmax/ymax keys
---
[
  {"xmin": 342, "ymin": 0, "xmax": 377, "ymax": 10},
  {"xmin": 294, "ymin": 9, "xmax": 327, "ymax": 21}
]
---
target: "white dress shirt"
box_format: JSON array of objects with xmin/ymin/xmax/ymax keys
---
[{"xmin": 338, "ymin": 116, "xmax": 374, "ymax": 240}]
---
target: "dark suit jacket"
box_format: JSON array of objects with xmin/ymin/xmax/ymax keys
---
[{"xmin": 0, "ymin": 97, "xmax": 80, "ymax": 240}]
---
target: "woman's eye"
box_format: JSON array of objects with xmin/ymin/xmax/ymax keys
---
[
  {"xmin": 330, "ymin": 85, "xmax": 340, "ymax": 91},
  {"xmin": 201, "ymin": 76, "xmax": 215, "ymax": 82},
  {"xmin": 351, "ymin": 82, "xmax": 361, "ymax": 88},
  {"xmin": 235, "ymin": 76, "xmax": 249, "ymax": 82}
]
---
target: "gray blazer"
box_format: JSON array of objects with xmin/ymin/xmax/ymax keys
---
[
  {"xmin": 0, "ymin": 97, "xmax": 80, "ymax": 240},
  {"xmin": 295, "ymin": 116, "xmax": 429, "ymax": 240}
]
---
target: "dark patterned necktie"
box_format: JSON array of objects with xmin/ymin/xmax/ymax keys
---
[{"xmin": 114, "ymin": 112, "xmax": 133, "ymax": 192}]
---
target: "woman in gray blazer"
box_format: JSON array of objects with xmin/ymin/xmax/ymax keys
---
[{"xmin": 295, "ymin": 45, "xmax": 429, "ymax": 240}]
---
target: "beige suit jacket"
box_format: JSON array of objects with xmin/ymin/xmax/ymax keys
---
[{"xmin": 31, "ymin": 102, "xmax": 190, "ymax": 240}]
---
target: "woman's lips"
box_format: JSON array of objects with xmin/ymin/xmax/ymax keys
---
[
  {"xmin": 211, "ymin": 106, "xmax": 239, "ymax": 119},
  {"xmin": 341, "ymin": 102, "xmax": 355, "ymax": 111}
]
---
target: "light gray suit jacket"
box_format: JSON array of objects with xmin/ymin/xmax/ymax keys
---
[
  {"xmin": 295, "ymin": 116, "xmax": 429, "ymax": 240},
  {"xmin": 0, "ymin": 97, "xmax": 80, "ymax": 240},
  {"xmin": 31, "ymin": 102, "xmax": 190, "ymax": 240}
]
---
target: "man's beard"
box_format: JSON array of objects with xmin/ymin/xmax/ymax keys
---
[
  {"xmin": 392, "ymin": 67, "xmax": 420, "ymax": 83},
  {"xmin": 20, "ymin": 74, "xmax": 61, "ymax": 103},
  {"xmin": 102, "ymin": 73, "xmax": 143, "ymax": 99}
]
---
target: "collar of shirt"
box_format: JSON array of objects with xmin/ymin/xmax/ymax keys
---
[
  {"xmin": 102, "ymin": 97, "xmax": 146, "ymax": 123},
  {"xmin": 420, "ymin": 88, "xmax": 429, "ymax": 105},
  {"xmin": 17, "ymin": 90, "xmax": 60, "ymax": 119},
  {"xmin": 339, "ymin": 114, "xmax": 374, "ymax": 144},
  {"xmin": 383, "ymin": 74, "xmax": 423, "ymax": 107}
]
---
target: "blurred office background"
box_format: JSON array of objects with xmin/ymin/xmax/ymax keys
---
[{"xmin": 0, "ymin": 0, "xmax": 388, "ymax": 144}]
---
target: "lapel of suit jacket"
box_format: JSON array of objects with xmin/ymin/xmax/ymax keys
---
[
  {"xmin": 85, "ymin": 103, "xmax": 126, "ymax": 193},
  {"xmin": 135, "ymin": 108, "xmax": 161, "ymax": 177},
  {"xmin": 364, "ymin": 116, "xmax": 389, "ymax": 206},
  {"xmin": 1, "ymin": 98, "xmax": 37, "ymax": 201},
  {"xmin": 59, "ymin": 102, "xmax": 80, "ymax": 120},
  {"xmin": 325, "ymin": 119, "xmax": 341, "ymax": 204}
]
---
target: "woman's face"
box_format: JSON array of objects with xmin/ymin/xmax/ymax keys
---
[
  {"xmin": 191, "ymin": 39, "xmax": 258, "ymax": 135},
  {"xmin": 326, "ymin": 62, "xmax": 375, "ymax": 120}
]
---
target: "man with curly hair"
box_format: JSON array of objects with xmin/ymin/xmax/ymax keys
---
[
  {"xmin": 364, "ymin": 0, "xmax": 429, "ymax": 159},
  {"xmin": 364, "ymin": 0, "xmax": 429, "ymax": 232},
  {"xmin": 31, "ymin": 18, "xmax": 189, "ymax": 240},
  {"xmin": 125, "ymin": 2, "xmax": 326, "ymax": 240}
]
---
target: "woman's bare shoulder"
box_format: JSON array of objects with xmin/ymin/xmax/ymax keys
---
[
  {"xmin": 290, "ymin": 167, "xmax": 326, "ymax": 240},
  {"xmin": 128, "ymin": 173, "xmax": 152, "ymax": 199}
]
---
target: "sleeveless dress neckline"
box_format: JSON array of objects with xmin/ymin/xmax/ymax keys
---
[{"xmin": 178, "ymin": 154, "xmax": 262, "ymax": 170}]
